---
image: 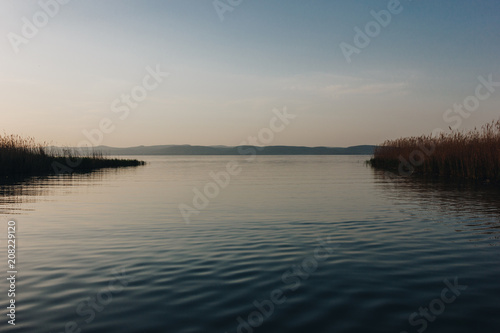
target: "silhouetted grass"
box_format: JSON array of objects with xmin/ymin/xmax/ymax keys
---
[
  {"xmin": 0, "ymin": 134, "xmax": 144, "ymax": 178},
  {"xmin": 369, "ymin": 119, "xmax": 500, "ymax": 182}
]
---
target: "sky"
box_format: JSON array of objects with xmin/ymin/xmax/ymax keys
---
[{"xmin": 1, "ymin": 0, "xmax": 500, "ymax": 148}]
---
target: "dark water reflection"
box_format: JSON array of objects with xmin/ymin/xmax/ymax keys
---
[
  {"xmin": 372, "ymin": 169, "xmax": 500, "ymax": 244},
  {"xmin": 0, "ymin": 156, "xmax": 499, "ymax": 333},
  {"xmin": 0, "ymin": 168, "xmax": 136, "ymax": 215}
]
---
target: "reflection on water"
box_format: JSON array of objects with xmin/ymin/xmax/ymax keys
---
[
  {"xmin": 0, "ymin": 168, "xmax": 134, "ymax": 215},
  {"xmin": 372, "ymin": 169, "xmax": 500, "ymax": 244},
  {"xmin": 0, "ymin": 156, "xmax": 499, "ymax": 333}
]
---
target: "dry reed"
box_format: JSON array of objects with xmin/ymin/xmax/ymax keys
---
[
  {"xmin": 369, "ymin": 119, "xmax": 500, "ymax": 182},
  {"xmin": 0, "ymin": 134, "xmax": 144, "ymax": 178}
]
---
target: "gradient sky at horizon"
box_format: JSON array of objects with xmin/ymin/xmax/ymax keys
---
[{"xmin": 1, "ymin": 0, "xmax": 500, "ymax": 147}]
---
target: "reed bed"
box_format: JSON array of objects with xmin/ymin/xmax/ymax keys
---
[
  {"xmin": 0, "ymin": 134, "xmax": 144, "ymax": 178},
  {"xmin": 369, "ymin": 119, "xmax": 500, "ymax": 182}
]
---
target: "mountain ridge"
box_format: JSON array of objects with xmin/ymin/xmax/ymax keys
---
[{"xmin": 49, "ymin": 145, "xmax": 376, "ymax": 156}]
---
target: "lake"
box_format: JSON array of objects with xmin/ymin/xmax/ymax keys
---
[{"xmin": 1, "ymin": 155, "xmax": 499, "ymax": 333}]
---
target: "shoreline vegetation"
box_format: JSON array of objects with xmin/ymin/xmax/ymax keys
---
[
  {"xmin": 368, "ymin": 119, "xmax": 500, "ymax": 183},
  {"xmin": 0, "ymin": 134, "xmax": 145, "ymax": 178}
]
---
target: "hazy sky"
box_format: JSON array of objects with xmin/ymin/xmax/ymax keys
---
[{"xmin": 1, "ymin": 0, "xmax": 500, "ymax": 147}]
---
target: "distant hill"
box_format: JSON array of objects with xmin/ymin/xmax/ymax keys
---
[{"xmin": 50, "ymin": 145, "xmax": 376, "ymax": 156}]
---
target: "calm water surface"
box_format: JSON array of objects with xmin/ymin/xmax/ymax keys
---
[{"xmin": 0, "ymin": 156, "xmax": 499, "ymax": 333}]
